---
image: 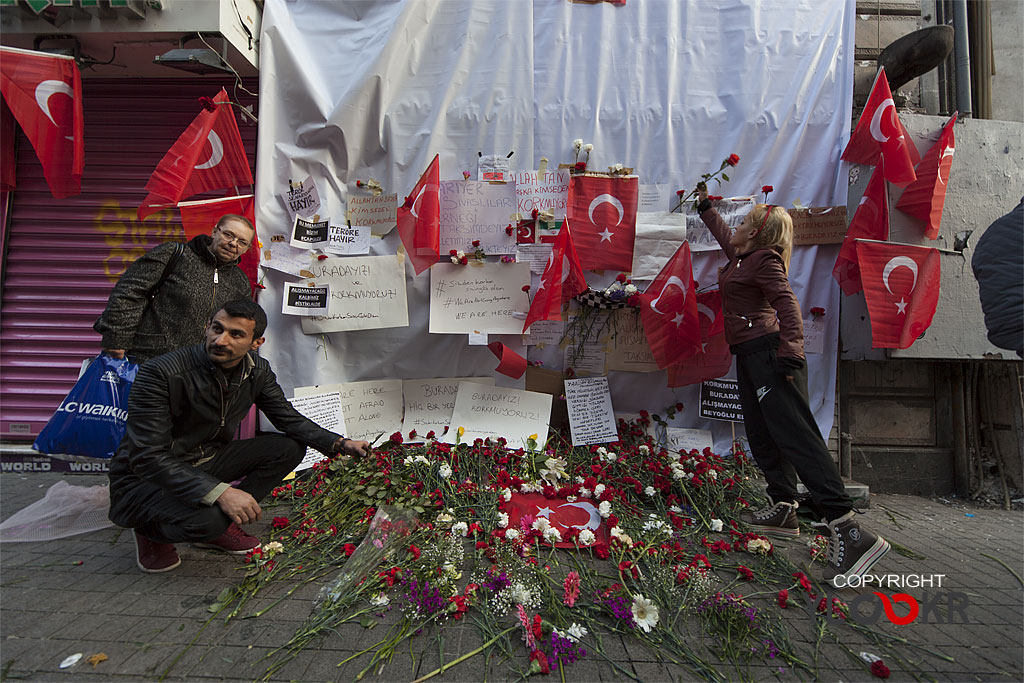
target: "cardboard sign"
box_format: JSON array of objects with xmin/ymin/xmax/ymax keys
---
[
  {"xmin": 401, "ymin": 377, "xmax": 495, "ymax": 441},
  {"xmin": 428, "ymin": 262, "xmax": 530, "ymax": 334},
  {"xmin": 349, "ymin": 192, "xmax": 398, "ymax": 236},
  {"xmin": 791, "ymin": 206, "xmax": 847, "ymax": 245},
  {"xmin": 605, "ymin": 309, "xmax": 660, "ymax": 372},
  {"xmin": 288, "ymin": 391, "xmax": 345, "ymax": 470},
  {"xmin": 564, "ymin": 376, "xmax": 618, "ymax": 446},
  {"xmin": 699, "ymin": 378, "xmax": 743, "ymax": 422},
  {"xmin": 445, "ymin": 382, "xmax": 552, "ymax": 447},
  {"xmin": 282, "ymin": 282, "xmax": 330, "ymax": 316},
  {"xmin": 291, "ymin": 215, "xmax": 329, "ymax": 249},
  {"xmin": 439, "ymin": 180, "xmax": 518, "ymax": 255},
  {"xmin": 326, "ymin": 223, "xmax": 371, "ymax": 255},
  {"xmin": 666, "ymin": 427, "xmax": 714, "ymax": 454},
  {"xmin": 282, "ymin": 176, "xmax": 321, "ymax": 221},
  {"xmin": 513, "ymin": 170, "xmax": 570, "ymax": 219},
  {"xmin": 300, "ymin": 255, "xmax": 409, "ymax": 333}
]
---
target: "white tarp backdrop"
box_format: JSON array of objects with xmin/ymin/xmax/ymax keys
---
[{"xmin": 256, "ymin": 0, "xmax": 853, "ymax": 449}]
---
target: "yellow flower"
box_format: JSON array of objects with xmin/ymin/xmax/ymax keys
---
[
  {"xmin": 457, "ymin": 426, "xmax": 465, "ymax": 437},
  {"xmin": 528, "ymin": 433, "xmax": 538, "ymax": 441}
]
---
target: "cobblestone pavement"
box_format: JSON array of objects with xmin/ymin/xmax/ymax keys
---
[{"xmin": 1, "ymin": 472, "xmax": 1021, "ymax": 682}]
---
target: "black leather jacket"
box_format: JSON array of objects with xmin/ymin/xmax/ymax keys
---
[{"xmin": 108, "ymin": 344, "xmax": 340, "ymax": 527}]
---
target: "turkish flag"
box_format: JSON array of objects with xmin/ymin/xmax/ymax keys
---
[
  {"xmin": 856, "ymin": 240, "xmax": 941, "ymax": 349},
  {"xmin": 138, "ymin": 89, "xmax": 253, "ymax": 220},
  {"xmin": 841, "ymin": 68, "xmax": 920, "ymax": 186},
  {"xmin": 396, "ymin": 154, "xmax": 440, "ymax": 275},
  {"xmin": 504, "ymin": 493, "xmax": 609, "ymax": 548},
  {"xmin": 0, "ymin": 47, "xmax": 84, "ymax": 198},
  {"xmin": 666, "ymin": 290, "xmax": 732, "ymax": 387},
  {"xmin": 895, "ymin": 112, "xmax": 957, "ymax": 239},
  {"xmin": 639, "ymin": 241, "xmax": 700, "ymax": 369},
  {"xmin": 178, "ymin": 195, "xmax": 260, "ymax": 295},
  {"xmin": 833, "ymin": 163, "xmax": 889, "ymax": 296},
  {"xmin": 523, "ymin": 219, "xmax": 587, "ymax": 332},
  {"xmin": 566, "ymin": 175, "xmax": 638, "ymax": 271}
]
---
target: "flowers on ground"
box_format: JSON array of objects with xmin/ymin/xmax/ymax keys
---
[{"xmin": 631, "ymin": 594, "xmax": 660, "ymax": 633}]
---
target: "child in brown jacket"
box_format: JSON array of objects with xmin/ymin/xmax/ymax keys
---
[{"xmin": 697, "ymin": 185, "xmax": 889, "ymax": 588}]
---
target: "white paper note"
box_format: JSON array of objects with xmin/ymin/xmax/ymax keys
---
[
  {"xmin": 445, "ymin": 382, "xmax": 552, "ymax": 448},
  {"xmin": 516, "ymin": 244, "xmax": 554, "ymax": 274},
  {"xmin": 638, "ymin": 184, "xmax": 669, "ymax": 213},
  {"xmin": 348, "ymin": 192, "xmax": 398, "ymax": 236},
  {"xmin": 803, "ymin": 317, "xmax": 825, "ymax": 355},
  {"xmin": 262, "ymin": 240, "xmax": 315, "ymax": 277},
  {"xmin": 564, "ymin": 340, "xmax": 606, "ymax": 377},
  {"xmin": 401, "ymin": 377, "xmax": 495, "ymax": 442},
  {"xmin": 282, "ymin": 175, "xmax": 321, "ymax": 222},
  {"xmin": 282, "ymin": 282, "xmax": 330, "ymax": 316},
  {"xmin": 300, "ymin": 255, "xmax": 409, "ymax": 333},
  {"xmin": 564, "ymin": 376, "xmax": 619, "ymax": 446},
  {"xmin": 478, "ymin": 154, "xmax": 512, "ymax": 182},
  {"xmin": 288, "ymin": 391, "xmax": 345, "ymax": 470},
  {"xmin": 666, "ymin": 427, "xmax": 714, "ymax": 455},
  {"xmin": 439, "ymin": 180, "xmax": 518, "ymax": 255},
  {"xmin": 326, "ymin": 223, "xmax": 371, "ymax": 255},
  {"xmin": 428, "ymin": 262, "xmax": 530, "ymax": 334},
  {"xmin": 290, "ymin": 215, "xmax": 330, "ymax": 249},
  {"xmin": 523, "ymin": 318, "xmax": 565, "ymax": 346},
  {"xmin": 297, "ymin": 380, "xmax": 404, "ymax": 444}
]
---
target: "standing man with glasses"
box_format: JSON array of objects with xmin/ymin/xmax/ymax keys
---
[{"xmin": 94, "ymin": 215, "xmax": 255, "ymax": 363}]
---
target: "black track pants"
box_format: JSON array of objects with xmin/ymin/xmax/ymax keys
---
[{"xmin": 733, "ymin": 337, "xmax": 852, "ymax": 520}]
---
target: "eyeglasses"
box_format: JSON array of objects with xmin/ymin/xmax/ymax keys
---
[{"xmin": 216, "ymin": 228, "xmax": 251, "ymax": 249}]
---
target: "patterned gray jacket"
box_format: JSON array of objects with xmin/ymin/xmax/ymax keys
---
[{"xmin": 93, "ymin": 234, "xmax": 251, "ymax": 362}]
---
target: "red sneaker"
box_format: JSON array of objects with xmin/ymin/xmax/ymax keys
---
[
  {"xmin": 134, "ymin": 531, "xmax": 181, "ymax": 573},
  {"xmin": 194, "ymin": 522, "xmax": 261, "ymax": 555}
]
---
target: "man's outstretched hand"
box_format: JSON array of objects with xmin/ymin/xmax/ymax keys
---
[
  {"xmin": 216, "ymin": 487, "xmax": 261, "ymax": 525},
  {"xmin": 333, "ymin": 437, "xmax": 371, "ymax": 457}
]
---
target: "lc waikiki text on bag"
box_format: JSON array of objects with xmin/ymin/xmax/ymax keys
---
[{"xmin": 33, "ymin": 354, "xmax": 138, "ymax": 459}]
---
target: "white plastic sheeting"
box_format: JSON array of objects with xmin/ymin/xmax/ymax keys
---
[{"xmin": 255, "ymin": 0, "xmax": 853, "ymax": 446}]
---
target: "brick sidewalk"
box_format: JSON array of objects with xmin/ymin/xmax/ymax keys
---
[{"xmin": 2, "ymin": 472, "xmax": 1021, "ymax": 682}]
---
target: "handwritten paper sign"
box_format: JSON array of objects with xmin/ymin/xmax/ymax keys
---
[
  {"xmin": 439, "ymin": 181, "xmax": 517, "ymax": 255},
  {"xmin": 791, "ymin": 206, "xmax": 847, "ymax": 245},
  {"xmin": 300, "ymin": 255, "xmax": 409, "ymax": 334},
  {"xmin": 516, "ymin": 244, "xmax": 553, "ymax": 274},
  {"xmin": 291, "ymin": 215, "xmax": 329, "ymax": 249},
  {"xmin": 297, "ymin": 380, "xmax": 404, "ymax": 444},
  {"xmin": 638, "ymin": 184, "xmax": 670, "ymax": 213},
  {"xmin": 523, "ymin": 319, "xmax": 564, "ymax": 346},
  {"xmin": 803, "ymin": 317, "xmax": 825, "ymax": 354},
  {"xmin": 478, "ymin": 154, "xmax": 512, "ymax": 182},
  {"xmin": 282, "ymin": 175, "xmax": 321, "ymax": 221},
  {"xmin": 282, "ymin": 282, "xmax": 330, "ymax": 316},
  {"xmin": 564, "ymin": 376, "xmax": 618, "ymax": 446},
  {"xmin": 401, "ymin": 377, "xmax": 495, "ymax": 441},
  {"xmin": 288, "ymin": 391, "xmax": 345, "ymax": 470},
  {"xmin": 349, "ymin": 193, "xmax": 398, "ymax": 236},
  {"xmin": 606, "ymin": 310, "xmax": 660, "ymax": 372},
  {"xmin": 685, "ymin": 198, "xmax": 756, "ymax": 253},
  {"xmin": 666, "ymin": 427, "xmax": 714, "ymax": 455},
  {"xmin": 514, "ymin": 170, "xmax": 570, "ymax": 219},
  {"xmin": 564, "ymin": 340, "xmax": 606, "ymax": 377},
  {"xmin": 326, "ymin": 223, "xmax": 371, "ymax": 255},
  {"xmin": 428, "ymin": 262, "xmax": 530, "ymax": 334},
  {"xmin": 699, "ymin": 379, "xmax": 743, "ymax": 422},
  {"xmin": 445, "ymin": 382, "xmax": 552, "ymax": 447},
  {"xmin": 262, "ymin": 240, "xmax": 314, "ymax": 277}
]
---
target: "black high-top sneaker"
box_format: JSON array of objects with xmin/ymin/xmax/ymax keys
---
[
  {"xmin": 821, "ymin": 511, "xmax": 891, "ymax": 588},
  {"xmin": 740, "ymin": 498, "xmax": 800, "ymax": 538}
]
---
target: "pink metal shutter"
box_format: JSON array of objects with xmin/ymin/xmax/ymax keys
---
[{"xmin": 0, "ymin": 78, "xmax": 257, "ymax": 440}]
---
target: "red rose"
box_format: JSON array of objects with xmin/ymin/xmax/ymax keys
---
[
  {"xmin": 726, "ymin": 153, "xmax": 740, "ymax": 166},
  {"xmin": 870, "ymin": 661, "xmax": 891, "ymax": 679},
  {"xmin": 574, "ymin": 161, "xmax": 586, "ymax": 171},
  {"xmin": 522, "ymin": 285, "xmax": 531, "ymax": 293},
  {"xmin": 472, "ymin": 239, "xmax": 481, "ymax": 247},
  {"xmin": 761, "ymin": 185, "xmax": 773, "ymax": 194},
  {"xmin": 810, "ymin": 307, "xmax": 826, "ymax": 317}
]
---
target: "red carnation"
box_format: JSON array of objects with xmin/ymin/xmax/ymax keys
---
[
  {"xmin": 389, "ymin": 431, "xmax": 403, "ymax": 445},
  {"xmin": 343, "ymin": 543, "xmax": 356, "ymax": 556},
  {"xmin": 449, "ymin": 249, "xmax": 458, "ymax": 256},
  {"xmin": 810, "ymin": 307, "xmax": 826, "ymax": 318},
  {"xmin": 531, "ymin": 208, "xmax": 539, "ymax": 220},
  {"xmin": 198, "ymin": 96, "xmax": 216, "ymax": 112},
  {"xmin": 529, "ymin": 649, "xmax": 551, "ymax": 675},
  {"xmin": 726, "ymin": 153, "xmax": 740, "ymax": 166},
  {"xmin": 737, "ymin": 565, "xmax": 754, "ymax": 581},
  {"xmin": 506, "ymin": 224, "xmax": 515, "ymax": 235},
  {"xmin": 271, "ymin": 516, "xmax": 290, "ymax": 529},
  {"xmin": 472, "ymin": 239, "xmax": 481, "ymax": 247},
  {"xmin": 870, "ymin": 661, "xmax": 891, "ymax": 679},
  {"xmin": 317, "ymin": 254, "xmax": 328, "ymax": 260},
  {"xmin": 574, "ymin": 161, "xmax": 586, "ymax": 172},
  {"xmin": 761, "ymin": 185, "xmax": 773, "ymax": 194},
  {"xmin": 777, "ymin": 589, "xmax": 789, "ymax": 608},
  {"xmin": 356, "ymin": 180, "xmax": 365, "ymax": 188},
  {"xmin": 408, "ymin": 544, "xmax": 421, "ymax": 560},
  {"xmin": 676, "ymin": 189, "xmax": 686, "ymax": 196}
]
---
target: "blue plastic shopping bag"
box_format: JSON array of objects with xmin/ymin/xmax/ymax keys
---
[{"xmin": 33, "ymin": 354, "xmax": 138, "ymax": 459}]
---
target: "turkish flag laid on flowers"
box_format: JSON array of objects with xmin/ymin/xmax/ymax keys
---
[
  {"xmin": 566, "ymin": 175, "xmax": 638, "ymax": 271},
  {"xmin": 503, "ymin": 492, "xmax": 610, "ymax": 549},
  {"xmin": 396, "ymin": 154, "xmax": 441, "ymax": 275},
  {"xmin": 856, "ymin": 240, "xmax": 941, "ymax": 349},
  {"xmin": 639, "ymin": 241, "xmax": 700, "ymax": 369},
  {"xmin": 522, "ymin": 219, "xmax": 587, "ymax": 332},
  {"xmin": 833, "ymin": 163, "xmax": 890, "ymax": 296},
  {"xmin": 0, "ymin": 46, "xmax": 84, "ymax": 198},
  {"xmin": 666, "ymin": 289, "xmax": 732, "ymax": 388},
  {"xmin": 138, "ymin": 88, "xmax": 253, "ymax": 220},
  {"xmin": 841, "ymin": 67, "xmax": 920, "ymax": 187},
  {"xmin": 178, "ymin": 194, "xmax": 260, "ymax": 293},
  {"xmin": 895, "ymin": 112, "xmax": 957, "ymax": 239}
]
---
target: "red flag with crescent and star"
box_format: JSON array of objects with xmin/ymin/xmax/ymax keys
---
[
  {"xmin": 566, "ymin": 175, "xmax": 638, "ymax": 271},
  {"xmin": 138, "ymin": 89, "xmax": 253, "ymax": 220},
  {"xmin": 504, "ymin": 493, "xmax": 610, "ymax": 548},
  {"xmin": 523, "ymin": 219, "xmax": 587, "ymax": 332},
  {"xmin": 895, "ymin": 112, "xmax": 957, "ymax": 239},
  {"xmin": 639, "ymin": 241, "xmax": 700, "ymax": 369},
  {"xmin": 833, "ymin": 163, "xmax": 890, "ymax": 296},
  {"xmin": 666, "ymin": 289, "xmax": 732, "ymax": 387},
  {"xmin": 856, "ymin": 240, "xmax": 941, "ymax": 349},
  {"xmin": 0, "ymin": 46, "xmax": 84, "ymax": 198},
  {"xmin": 396, "ymin": 154, "xmax": 440, "ymax": 275},
  {"xmin": 178, "ymin": 194, "xmax": 260, "ymax": 294},
  {"xmin": 841, "ymin": 68, "xmax": 920, "ymax": 187}
]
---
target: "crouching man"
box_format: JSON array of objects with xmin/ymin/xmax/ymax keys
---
[{"xmin": 108, "ymin": 300, "xmax": 369, "ymax": 573}]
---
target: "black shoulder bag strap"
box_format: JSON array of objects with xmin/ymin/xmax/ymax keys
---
[{"xmin": 146, "ymin": 242, "xmax": 186, "ymax": 302}]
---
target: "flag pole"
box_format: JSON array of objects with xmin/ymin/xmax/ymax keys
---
[{"xmin": 853, "ymin": 237, "xmax": 961, "ymax": 256}]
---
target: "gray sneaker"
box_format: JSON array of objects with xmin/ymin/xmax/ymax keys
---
[
  {"xmin": 821, "ymin": 511, "xmax": 890, "ymax": 588},
  {"xmin": 740, "ymin": 498, "xmax": 800, "ymax": 538}
]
